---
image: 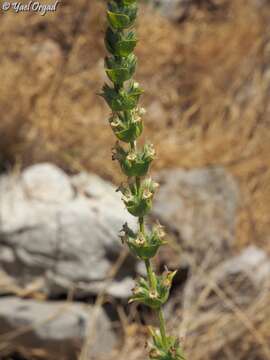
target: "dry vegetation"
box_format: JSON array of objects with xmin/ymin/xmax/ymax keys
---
[
  {"xmin": 0, "ymin": 0, "xmax": 269, "ymax": 250},
  {"xmin": 0, "ymin": 0, "xmax": 270, "ymax": 359}
]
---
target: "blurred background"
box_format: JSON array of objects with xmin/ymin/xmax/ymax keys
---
[{"xmin": 0, "ymin": 0, "xmax": 269, "ymax": 359}]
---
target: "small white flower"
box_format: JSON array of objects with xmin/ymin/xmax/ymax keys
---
[{"xmin": 127, "ymin": 151, "xmax": 137, "ymax": 162}]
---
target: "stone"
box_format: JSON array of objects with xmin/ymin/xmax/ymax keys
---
[
  {"xmin": 0, "ymin": 297, "xmax": 116, "ymax": 358},
  {"xmin": 179, "ymin": 246, "xmax": 270, "ymax": 359},
  {"xmin": 152, "ymin": 0, "xmax": 191, "ymax": 21},
  {"xmin": 22, "ymin": 163, "xmax": 74, "ymax": 203},
  {"xmin": 183, "ymin": 245, "xmax": 270, "ymax": 309},
  {"xmin": 152, "ymin": 167, "xmax": 239, "ymax": 268},
  {"xmin": 0, "ymin": 163, "xmax": 136, "ymax": 298},
  {"xmin": 214, "ymin": 245, "xmax": 270, "ymax": 287}
]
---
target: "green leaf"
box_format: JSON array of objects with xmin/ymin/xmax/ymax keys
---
[
  {"xmin": 107, "ymin": 1, "xmax": 138, "ymax": 30},
  {"xmin": 122, "ymin": 0, "xmax": 137, "ymax": 5},
  {"xmin": 105, "ymin": 54, "xmax": 137, "ymax": 85},
  {"xmin": 101, "ymin": 83, "xmax": 143, "ymax": 112},
  {"xmin": 117, "ymin": 39, "xmax": 137, "ymax": 56},
  {"xmin": 120, "ymin": 223, "xmax": 166, "ymax": 260},
  {"xmin": 114, "ymin": 120, "xmax": 143, "ymax": 142},
  {"xmin": 107, "ymin": 11, "xmax": 131, "ymax": 29},
  {"xmin": 105, "ymin": 28, "xmax": 137, "ymax": 57},
  {"xmin": 106, "ymin": 68, "xmax": 131, "ymax": 84}
]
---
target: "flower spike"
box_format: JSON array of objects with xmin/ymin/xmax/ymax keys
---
[{"xmin": 101, "ymin": 0, "xmax": 186, "ymax": 358}]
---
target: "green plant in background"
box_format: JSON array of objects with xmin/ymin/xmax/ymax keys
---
[{"xmin": 102, "ymin": 1, "xmax": 185, "ymax": 359}]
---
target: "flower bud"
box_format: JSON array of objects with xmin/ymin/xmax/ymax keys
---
[
  {"xmin": 112, "ymin": 142, "xmax": 155, "ymax": 177},
  {"xmin": 109, "ymin": 108, "xmax": 143, "ymax": 143},
  {"xmin": 129, "ymin": 269, "xmax": 176, "ymax": 309},
  {"xmin": 117, "ymin": 178, "xmax": 158, "ymax": 217},
  {"xmin": 148, "ymin": 327, "xmax": 185, "ymax": 360},
  {"xmin": 120, "ymin": 222, "xmax": 166, "ymax": 260},
  {"xmin": 138, "ymin": 107, "xmax": 146, "ymax": 116}
]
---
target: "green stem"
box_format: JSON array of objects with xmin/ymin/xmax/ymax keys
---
[
  {"xmin": 139, "ymin": 216, "xmax": 144, "ymax": 233},
  {"xmin": 135, "ymin": 175, "xmax": 140, "ymax": 192},
  {"xmin": 144, "ymin": 258, "xmax": 156, "ymax": 290},
  {"xmin": 130, "ymin": 140, "xmax": 136, "ymax": 151},
  {"xmin": 158, "ymin": 307, "xmax": 168, "ymax": 349}
]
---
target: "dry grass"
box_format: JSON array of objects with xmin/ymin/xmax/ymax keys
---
[
  {"xmin": 0, "ymin": 0, "xmax": 270, "ymax": 359},
  {"xmin": 93, "ymin": 245, "xmax": 270, "ymax": 360},
  {"xmin": 0, "ymin": 0, "xmax": 269, "ymax": 251},
  {"xmin": 104, "ymin": 287, "xmax": 270, "ymax": 360}
]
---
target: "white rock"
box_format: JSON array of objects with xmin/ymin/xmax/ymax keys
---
[
  {"xmin": 152, "ymin": 167, "xmax": 239, "ymax": 268},
  {"xmin": 0, "ymin": 164, "xmax": 136, "ymax": 298},
  {"xmin": 183, "ymin": 246, "xmax": 270, "ymax": 311},
  {"xmin": 0, "ymin": 297, "xmax": 116, "ymax": 358},
  {"xmin": 22, "ymin": 163, "xmax": 74, "ymax": 202}
]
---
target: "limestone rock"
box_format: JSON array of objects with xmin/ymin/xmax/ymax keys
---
[
  {"xmin": 0, "ymin": 163, "xmax": 136, "ymax": 298},
  {"xmin": 183, "ymin": 246, "xmax": 270, "ymax": 311},
  {"xmin": 152, "ymin": 167, "xmax": 239, "ymax": 268},
  {"xmin": 0, "ymin": 297, "xmax": 116, "ymax": 359},
  {"xmin": 178, "ymin": 246, "xmax": 270, "ymax": 359}
]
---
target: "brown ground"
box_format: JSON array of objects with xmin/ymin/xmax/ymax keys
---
[
  {"xmin": 0, "ymin": 0, "xmax": 269, "ymax": 251},
  {"xmin": 0, "ymin": 2, "xmax": 270, "ymax": 358}
]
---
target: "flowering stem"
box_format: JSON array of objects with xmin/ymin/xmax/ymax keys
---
[
  {"xmin": 145, "ymin": 258, "xmax": 156, "ymax": 290},
  {"xmin": 136, "ymin": 176, "xmax": 141, "ymax": 192},
  {"xmin": 131, "ymin": 140, "xmax": 136, "ymax": 151},
  {"xmin": 139, "ymin": 216, "xmax": 145, "ymax": 232},
  {"xmin": 158, "ymin": 307, "xmax": 168, "ymax": 348},
  {"xmin": 102, "ymin": 0, "xmax": 185, "ymax": 358}
]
